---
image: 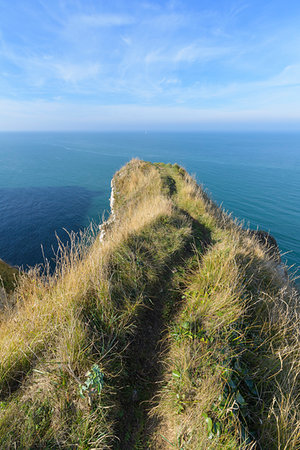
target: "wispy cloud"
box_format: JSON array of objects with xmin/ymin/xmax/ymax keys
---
[
  {"xmin": 77, "ymin": 14, "xmax": 135, "ymax": 27},
  {"xmin": 174, "ymin": 43, "xmax": 232, "ymax": 63},
  {"xmin": 144, "ymin": 43, "xmax": 231, "ymax": 64},
  {"xmin": 52, "ymin": 62, "xmax": 101, "ymax": 83},
  {"xmin": 270, "ymin": 64, "xmax": 300, "ymax": 87},
  {"xmin": 0, "ymin": 0, "xmax": 300, "ymax": 129}
]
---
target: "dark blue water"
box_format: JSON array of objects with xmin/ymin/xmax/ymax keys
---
[{"xmin": 0, "ymin": 132, "xmax": 299, "ymax": 281}]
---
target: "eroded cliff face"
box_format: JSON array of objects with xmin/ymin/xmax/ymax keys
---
[
  {"xmin": 98, "ymin": 177, "xmax": 116, "ymax": 242},
  {"xmin": 0, "ymin": 259, "xmax": 18, "ymax": 292},
  {"xmin": 0, "ymin": 259, "xmax": 18, "ymax": 309}
]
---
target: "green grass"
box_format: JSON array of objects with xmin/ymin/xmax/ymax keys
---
[
  {"xmin": 150, "ymin": 164, "xmax": 300, "ymax": 449},
  {"xmin": 0, "ymin": 159, "xmax": 298, "ymax": 449}
]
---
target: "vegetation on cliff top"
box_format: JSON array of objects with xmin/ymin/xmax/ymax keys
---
[{"xmin": 0, "ymin": 159, "xmax": 299, "ymax": 449}]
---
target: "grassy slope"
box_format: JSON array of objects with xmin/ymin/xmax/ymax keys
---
[
  {"xmin": 150, "ymin": 164, "xmax": 300, "ymax": 449},
  {"xmin": 0, "ymin": 160, "xmax": 299, "ymax": 449}
]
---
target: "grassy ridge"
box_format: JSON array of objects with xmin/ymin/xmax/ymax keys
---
[
  {"xmin": 0, "ymin": 160, "xmax": 192, "ymax": 448},
  {"xmin": 0, "ymin": 160, "xmax": 299, "ymax": 449},
  {"xmin": 151, "ymin": 164, "xmax": 300, "ymax": 449}
]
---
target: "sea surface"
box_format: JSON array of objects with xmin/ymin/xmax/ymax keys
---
[{"xmin": 0, "ymin": 132, "xmax": 299, "ymax": 282}]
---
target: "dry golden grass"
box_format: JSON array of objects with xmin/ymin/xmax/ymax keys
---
[
  {"xmin": 0, "ymin": 160, "xmax": 299, "ymax": 449},
  {"xmin": 0, "ymin": 161, "xmax": 173, "ymax": 391},
  {"xmin": 0, "ymin": 159, "xmax": 189, "ymax": 448},
  {"xmin": 150, "ymin": 163, "xmax": 300, "ymax": 449}
]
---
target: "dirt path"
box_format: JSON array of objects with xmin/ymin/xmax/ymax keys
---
[{"xmin": 115, "ymin": 217, "xmax": 211, "ymax": 449}]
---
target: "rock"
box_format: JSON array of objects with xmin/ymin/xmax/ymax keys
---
[{"xmin": 99, "ymin": 179, "xmax": 116, "ymax": 243}]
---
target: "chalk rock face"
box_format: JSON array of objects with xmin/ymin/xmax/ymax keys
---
[
  {"xmin": 110, "ymin": 178, "xmax": 115, "ymax": 213},
  {"xmin": 99, "ymin": 179, "xmax": 116, "ymax": 242}
]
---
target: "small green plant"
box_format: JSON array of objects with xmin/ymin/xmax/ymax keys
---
[
  {"xmin": 79, "ymin": 364, "xmax": 104, "ymax": 405},
  {"xmin": 202, "ymin": 412, "xmax": 221, "ymax": 439},
  {"xmin": 170, "ymin": 321, "xmax": 209, "ymax": 343}
]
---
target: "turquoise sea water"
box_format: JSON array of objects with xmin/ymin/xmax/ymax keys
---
[{"xmin": 0, "ymin": 132, "xmax": 299, "ymax": 281}]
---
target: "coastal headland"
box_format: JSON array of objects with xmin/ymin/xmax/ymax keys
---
[{"xmin": 0, "ymin": 160, "xmax": 299, "ymax": 449}]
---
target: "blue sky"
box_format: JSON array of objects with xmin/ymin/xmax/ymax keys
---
[{"xmin": 0, "ymin": 0, "xmax": 300, "ymax": 130}]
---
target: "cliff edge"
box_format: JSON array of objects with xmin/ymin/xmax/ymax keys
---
[{"xmin": 0, "ymin": 160, "xmax": 298, "ymax": 449}]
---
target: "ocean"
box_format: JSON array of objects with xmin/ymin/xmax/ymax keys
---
[{"xmin": 0, "ymin": 132, "xmax": 299, "ymax": 281}]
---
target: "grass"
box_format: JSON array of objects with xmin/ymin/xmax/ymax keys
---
[
  {"xmin": 0, "ymin": 159, "xmax": 298, "ymax": 449},
  {"xmin": 150, "ymin": 164, "xmax": 300, "ymax": 449},
  {"xmin": 0, "ymin": 259, "xmax": 19, "ymax": 293}
]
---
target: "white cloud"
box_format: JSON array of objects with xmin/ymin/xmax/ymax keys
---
[
  {"xmin": 77, "ymin": 14, "xmax": 135, "ymax": 27},
  {"xmin": 174, "ymin": 43, "xmax": 231, "ymax": 63},
  {"xmin": 121, "ymin": 35, "xmax": 132, "ymax": 46},
  {"xmin": 53, "ymin": 62, "xmax": 101, "ymax": 83},
  {"xmin": 144, "ymin": 41, "xmax": 232, "ymax": 65},
  {"xmin": 160, "ymin": 78, "xmax": 180, "ymax": 85},
  {"xmin": 1, "ymin": 1, "xmax": 300, "ymax": 123},
  {"xmin": 270, "ymin": 64, "xmax": 300, "ymax": 87}
]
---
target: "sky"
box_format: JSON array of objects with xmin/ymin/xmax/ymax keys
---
[{"xmin": 0, "ymin": 0, "xmax": 300, "ymax": 131}]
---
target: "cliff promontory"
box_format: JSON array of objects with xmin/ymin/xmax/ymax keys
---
[{"xmin": 0, "ymin": 160, "xmax": 299, "ymax": 449}]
